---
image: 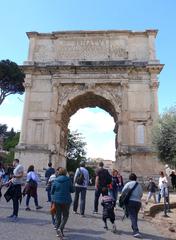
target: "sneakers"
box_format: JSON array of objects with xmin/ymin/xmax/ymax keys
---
[
  {"xmin": 25, "ymin": 207, "xmax": 31, "ymax": 211},
  {"xmin": 7, "ymin": 214, "xmax": 15, "ymax": 218},
  {"xmin": 73, "ymin": 211, "xmax": 78, "ymax": 214},
  {"xmin": 112, "ymin": 223, "xmax": 117, "ymax": 233},
  {"xmin": 56, "ymin": 229, "xmax": 64, "ymax": 238},
  {"xmin": 11, "ymin": 215, "xmax": 18, "ymax": 221},
  {"xmin": 7, "ymin": 215, "xmax": 17, "ymax": 221},
  {"xmin": 36, "ymin": 206, "xmax": 43, "ymax": 210},
  {"xmin": 93, "ymin": 211, "xmax": 98, "ymax": 214},
  {"xmin": 104, "ymin": 225, "xmax": 108, "ymax": 230},
  {"xmin": 133, "ymin": 233, "xmax": 142, "ymax": 238}
]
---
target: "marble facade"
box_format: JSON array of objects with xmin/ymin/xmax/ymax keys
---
[{"xmin": 15, "ymin": 30, "xmax": 164, "ymax": 174}]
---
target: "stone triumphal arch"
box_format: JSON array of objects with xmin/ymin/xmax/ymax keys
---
[{"xmin": 16, "ymin": 30, "xmax": 164, "ymax": 174}]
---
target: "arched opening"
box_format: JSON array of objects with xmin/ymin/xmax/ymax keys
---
[
  {"xmin": 57, "ymin": 91, "xmax": 119, "ymax": 167},
  {"xmin": 69, "ymin": 107, "xmax": 116, "ymax": 162}
]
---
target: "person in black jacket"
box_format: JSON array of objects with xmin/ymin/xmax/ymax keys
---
[
  {"xmin": 101, "ymin": 187, "xmax": 116, "ymax": 233},
  {"xmin": 170, "ymin": 171, "xmax": 176, "ymax": 190},
  {"xmin": 45, "ymin": 162, "xmax": 55, "ymax": 202},
  {"xmin": 93, "ymin": 162, "xmax": 112, "ymax": 214},
  {"xmin": 145, "ymin": 177, "xmax": 157, "ymax": 204}
]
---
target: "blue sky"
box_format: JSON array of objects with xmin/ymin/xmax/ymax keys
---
[{"xmin": 0, "ymin": 0, "xmax": 176, "ymax": 160}]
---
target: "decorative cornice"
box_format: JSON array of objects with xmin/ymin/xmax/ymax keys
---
[
  {"xmin": 21, "ymin": 61, "xmax": 164, "ymax": 75},
  {"xmin": 26, "ymin": 29, "xmax": 158, "ymax": 39}
]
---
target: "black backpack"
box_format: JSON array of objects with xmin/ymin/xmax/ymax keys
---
[
  {"xmin": 75, "ymin": 168, "xmax": 85, "ymax": 185},
  {"xmin": 98, "ymin": 169, "xmax": 112, "ymax": 187}
]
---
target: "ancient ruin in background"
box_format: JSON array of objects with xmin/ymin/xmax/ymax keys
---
[{"xmin": 15, "ymin": 30, "xmax": 164, "ymax": 174}]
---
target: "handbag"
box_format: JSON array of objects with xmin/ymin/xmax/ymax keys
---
[
  {"xmin": 4, "ymin": 184, "xmax": 15, "ymax": 202},
  {"xmin": 119, "ymin": 182, "xmax": 138, "ymax": 208}
]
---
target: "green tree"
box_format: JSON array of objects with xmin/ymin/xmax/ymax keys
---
[
  {"xmin": 3, "ymin": 130, "xmax": 20, "ymax": 151},
  {"xmin": 0, "ymin": 59, "xmax": 25, "ymax": 105},
  {"xmin": 0, "ymin": 123, "xmax": 7, "ymax": 137},
  {"xmin": 152, "ymin": 106, "xmax": 176, "ymax": 168},
  {"xmin": 3, "ymin": 130, "xmax": 20, "ymax": 163},
  {"xmin": 66, "ymin": 130, "xmax": 87, "ymax": 172}
]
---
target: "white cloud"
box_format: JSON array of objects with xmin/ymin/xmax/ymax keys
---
[
  {"xmin": 69, "ymin": 108, "xmax": 116, "ymax": 160},
  {"xmin": 87, "ymin": 139, "xmax": 115, "ymax": 161},
  {"xmin": 69, "ymin": 108, "xmax": 115, "ymax": 133},
  {"xmin": 0, "ymin": 116, "xmax": 22, "ymax": 131}
]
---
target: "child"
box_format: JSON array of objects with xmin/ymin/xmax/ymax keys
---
[
  {"xmin": 146, "ymin": 177, "xmax": 158, "ymax": 204},
  {"xmin": 48, "ymin": 172, "xmax": 57, "ymax": 227},
  {"xmin": 101, "ymin": 187, "xmax": 117, "ymax": 233}
]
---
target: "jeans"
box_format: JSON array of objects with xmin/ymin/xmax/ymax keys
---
[
  {"xmin": 94, "ymin": 188, "xmax": 103, "ymax": 212},
  {"xmin": 109, "ymin": 188, "xmax": 118, "ymax": 204},
  {"xmin": 12, "ymin": 184, "xmax": 22, "ymax": 217},
  {"xmin": 73, "ymin": 187, "xmax": 87, "ymax": 215},
  {"xmin": 46, "ymin": 189, "xmax": 51, "ymax": 202},
  {"xmin": 55, "ymin": 203, "xmax": 70, "ymax": 231},
  {"xmin": 126, "ymin": 200, "xmax": 141, "ymax": 234},
  {"xmin": 146, "ymin": 191, "xmax": 157, "ymax": 203},
  {"xmin": 26, "ymin": 194, "xmax": 39, "ymax": 207},
  {"xmin": 158, "ymin": 190, "xmax": 161, "ymax": 203}
]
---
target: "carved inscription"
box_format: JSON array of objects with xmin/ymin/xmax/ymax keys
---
[{"xmin": 56, "ymin": 38, "xmax": 128, "ymax": 60}]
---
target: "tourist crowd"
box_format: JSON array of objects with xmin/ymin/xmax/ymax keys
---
[{"xmin": 0, "ymin": 159, "xmax": 175, "ymax": 239}]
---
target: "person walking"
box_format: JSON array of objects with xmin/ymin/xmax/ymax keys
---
[
  {"xmin": 24, "ymin": 165, "xmax": 42, "ymax": 211},
  {"xmin": 158, "ymin": 171, "xmax": 168, "ymax": 203},
  {"xmin": 73, "ymin": 162, "xmax": 89, "ymax": 216},
  {"xmin": 109, "ymin": 169, "xmax": 119, "ymax": 208},
  {"xmin": 7, "ymin": 159, "xmax": 24, "ymax": 220},
  {"xmin": 0, "ymin": 162, "xmax": 5, "ymax": 182},
  {"xmin": 122, "ymin": 173, "xmax": 143, "ymax": 238},
  {"xmin": 45, "ymin": 162, "xmax": 55, "ymax": 202},
  {"xmin": 101, "ymin": 187, "xmax": 117, "ymax": 233},
  {"xmin": 117, "ymin": 171, "xmax": 124, "ymax": 193},
  {"xmin": 47, "ymin": 167, "xmax": 61, "ymax": 226},
  {"xmin": 93, "ymin": 161, "xmax": 112, "ymax": 214},
  {"xmin": 170, "ymin": 171, "xmax": 176, "ymax": 190},
  {"xmin": 51, "ymin": 167, "xmax": 74, "ymax": 238},
  {"xmin": 145, "ymin": 177, "xmax": 157, "ymax": 204}
]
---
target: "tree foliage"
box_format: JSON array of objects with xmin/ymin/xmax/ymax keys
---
[
  {"xmin": 0, "ymin": 123, "xmax": 7, "ymax": 137},
  {"xmin": 0, "ymin": 127, "xmax": 20, "ymax": 163},
  {"xmin": 0, "ymin": 59, "xmax": 25, "ymax": 105},
  {"xmin": 66, "ymin": 130, "xmax": 87, "ymax": 172},
  {"xmin": 3, "ymin": 129, "xmax": 20, "ymax": 151},
  {"xmin": 152, "ymin": 106, "xmax": 176, "ymax": 167}
]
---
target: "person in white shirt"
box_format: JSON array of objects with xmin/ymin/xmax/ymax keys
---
[
  {"xmin": 158, "ymin": 171, "xmax": 168, "ymax": 203},
  {"xmin": 73, "ymin": 162, "xmax": 89, "ymax": 216},
  {"xmin": 24, "ymin": 165, "xmax": 42, "ymax": 211}
]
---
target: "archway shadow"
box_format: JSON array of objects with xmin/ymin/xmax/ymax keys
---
[
  {"xmin": 0, "ymin": 216, "xmax": 50, "ymax": 226},
  {"xmin": 118, "ymin": 229, "xmax": 173, "ymax": 240},
  {"xmin": 65, "ymin": 228, "xmax": 106, "ymax": 240}
]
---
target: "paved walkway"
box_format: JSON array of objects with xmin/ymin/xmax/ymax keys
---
[{"xmin": 0, "ymin": 187, "xmax": 172, "ymax": 240}]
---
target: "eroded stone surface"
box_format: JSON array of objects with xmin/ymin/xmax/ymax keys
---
[{"xmin": 16, "ymin": 30, "xmax": 164, "ymax": 174}]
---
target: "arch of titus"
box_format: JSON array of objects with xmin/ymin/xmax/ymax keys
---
[{"xmin": 15, "ymin": 30, "xmax": 164, "ymax": 174}]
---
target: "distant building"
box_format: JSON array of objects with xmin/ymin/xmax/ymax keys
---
[{"xmin": 86, "ymin": 158, "xmax": 114, "ymax": 173}]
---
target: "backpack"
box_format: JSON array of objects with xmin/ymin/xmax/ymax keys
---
[
  {"xmin": 119, "ymin": 182, "xmax": 138, "ymax": 208},
  {"xmin": 98, "ymin": 169, "xmax": 112, "ymax": 187},
  {"xmin": 75, "ymin": 168, "xmax": 85, "ymax": 185}
]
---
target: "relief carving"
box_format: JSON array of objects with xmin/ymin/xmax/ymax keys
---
[
  {"xmin": 58, "ymin": 84, "xmax": 82, "ymax": 105},
  {"xmin": 96, "ymin": 85, "xmax": 122, "ymax": 110}
]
